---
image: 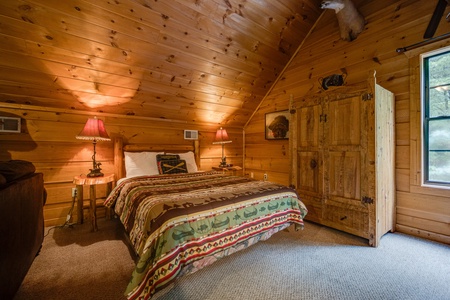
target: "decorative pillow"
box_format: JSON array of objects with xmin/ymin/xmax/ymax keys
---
[
  {"xmin": 0, "ymin": 160, "xmax": 36, "ymax": 182},
  {"xmin": 124, "ymin": 151, "xmax": 163, "ymax": 178},
  {"xmin": 158, "ymin": 159, "xmax": 188, "ymax": 174},
  {"xmin": 166, "ymin": 151, "xmax": 198, "ymax": 173},
  {"xmin": 156, "ymin": 154, "xmax": 180, "ymax": 162}
]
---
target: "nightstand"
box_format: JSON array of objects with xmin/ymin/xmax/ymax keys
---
[
  {"xmin": 212, "ymin": 166, "xmax": 242, "ymax": 176},
  {"xmin": 73, "ymin": 173, "xmax": 115, "ymax": 232}
]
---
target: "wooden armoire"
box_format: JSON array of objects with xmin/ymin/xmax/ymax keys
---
[{"xmin": 289, "ymin": 73, "xmax": 395, "ymax": 247}]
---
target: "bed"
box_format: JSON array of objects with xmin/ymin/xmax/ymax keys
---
[{"xmin": 105, "ymin": 138, "xmax": 308, "ymax": 300}]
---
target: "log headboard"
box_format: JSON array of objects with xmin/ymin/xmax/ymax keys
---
[{"xmin": 113, "ymin": 138, "xmax": 200, "ymax": 180}]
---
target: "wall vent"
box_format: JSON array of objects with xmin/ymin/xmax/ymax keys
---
[
  {"xmin": 184, "ymin": 130, "xmax": 198, "ymax": 140},
  {"xmin": 0, "ymin": 117, "xmax": 21, "ymax": 133}
]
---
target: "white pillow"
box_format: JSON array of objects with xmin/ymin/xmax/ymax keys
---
[
  {"xmin": 124, "ymin": 151, "xmax": 163, "ymax": 178},
  {"xmin": 167, "ymin": 151, "xmax": 198, "ymax": 173}
]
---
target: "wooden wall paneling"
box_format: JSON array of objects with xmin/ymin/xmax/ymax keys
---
[
  {"xmin": 398, "ymin": 207, "xmax": 450, "ymax": 227},
  {"xmin": 243, "ymin": 131, "xmax": 267, "ymax": 145},
  {"xmin": 396, "ymin": 97, "xmax": 410, "ymax": 123},
  {"xmin": 44, "ymin": 183, "xmax": 78, "ymax": 206},
  {"xmin": 263, "ymin": 172, "xmax": 289, "ymax": 185},
  {"xmin": 395, "ymin": 145, "xmax": 410, "ymax": 170},
  {"xmin": 396, "ymin": 224, "xmax": 450, "ymax": 244},
  {"xmin": 397, "ymin": 192, "xmax": 450, "ymax": 216},
  {"xmin": 245, "ymin": 0, "xmax": 450, "ymax": 243},
  {"xmin": 408, "ymin": 54, "xmax": 421, "ymax": 188},
  {"xmin": 396, "ymin": 123, "xmax": 410, "ymax": 146},
  {"xmin": 0, "ymin": 104, "xmax": 244, "ymax": 226},
  {"xmin": 36, "ymin": 161, "xmax": 115, "ymax": 184},
  {"xmin": 395, "ymin": 169, "xmax": 410, "ymax": 192},
  {"xmin": 280, "ymin": 2, "xmax": 437, "ymax": 92},
  {"xmin": 245, "ymin": 142, "xmax": 289, "ymax": 174},
  {"xmin": 244, "ymin": 156, "xmax": 290, "ymax": 174},
  {"xmin": 398, "ymin": 38, "xmax": 450, "ymax": 243},
  {"xmin": 43, "ymin": 202, "xmax": 75, "ymax": 226},
  {"xmin": 397, "ymin": 213, "xmax": 450, "ymax": 237}
]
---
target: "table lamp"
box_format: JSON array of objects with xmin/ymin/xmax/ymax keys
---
[
  {"xmin": 76, "ymin": 116, "xmax": 111, "ymax": 177},
  {"xmin": 212, "ymin": 127, "xmax": 232, "ymax": 167}
]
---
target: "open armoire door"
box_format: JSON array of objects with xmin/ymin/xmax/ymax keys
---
[{"xmin": 289, "ymin": 72, "xmax": 395, "ymax": 247}]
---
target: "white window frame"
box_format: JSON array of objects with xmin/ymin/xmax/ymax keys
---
[{"xmin": 420, "ymin": 46, "xmax": 450, "ymax": 190}]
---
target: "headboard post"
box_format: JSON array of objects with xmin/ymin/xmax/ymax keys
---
[
  {"xmin": 114, "ymin": 137, "xmax": 124, "ymax": 180},
  {"xmin": 194, "ymin": 139, "xmax": 200, "ymax": 170}
]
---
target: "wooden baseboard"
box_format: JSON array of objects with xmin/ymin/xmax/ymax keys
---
[{"xmin": 396, "ymin": 224, "xmax": 450, "ymax": 245}]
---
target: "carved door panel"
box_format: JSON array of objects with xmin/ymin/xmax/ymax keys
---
[
  {"xmin": 323, "ymin": 95, "xmax": 371, "ymax": 239},
  {"xmin": 296, "ymin": 104, "xmax": 323, "ymax": 223}
]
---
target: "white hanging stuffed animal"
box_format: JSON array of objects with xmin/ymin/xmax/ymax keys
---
[{"xmin": 321, "ymin": 0, "xmax": 366, "ymax": 41}]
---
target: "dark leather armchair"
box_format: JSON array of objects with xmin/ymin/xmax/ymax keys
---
[{"xmin": 0, "ymin": 161, "xmax": 45, "ymax": 299}]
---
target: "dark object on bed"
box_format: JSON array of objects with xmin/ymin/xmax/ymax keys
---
[
  {"xmin": 0, "ymin": 160, "xmax": 46, "ymax": 300},
  {"xmin": 156, "ymin": 154, "xmax": 188, "ymax": 174}
]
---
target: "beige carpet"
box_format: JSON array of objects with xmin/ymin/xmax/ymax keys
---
[
  {"xmin": 14, "ymin": 217, "xmax": 450, "ymax": 300},
  {"xmin": 14, "ymin": 218, "xmax": 135, "ymax": 300}
]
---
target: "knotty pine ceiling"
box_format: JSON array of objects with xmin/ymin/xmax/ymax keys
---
[{"xmin": 0, "ymin": 0, "xmax": 322, "ymax": 127}]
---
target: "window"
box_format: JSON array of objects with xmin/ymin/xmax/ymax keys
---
[{"xmin": 422, "ymin": 47, "xmax": 450, "ymax": 187}]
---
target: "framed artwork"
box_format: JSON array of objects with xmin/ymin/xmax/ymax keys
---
[{"xmin": 265, "ymin": 110, "xmax": 289, "ymax": 140}]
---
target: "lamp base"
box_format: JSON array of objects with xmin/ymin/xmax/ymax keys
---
[
  {"xmin": 87, "ymin": 168, "xmax": 104, "ymax": 177},
  {"xmin": 218, "ymin": 157, "xmax": 227, "ymax": 168}
]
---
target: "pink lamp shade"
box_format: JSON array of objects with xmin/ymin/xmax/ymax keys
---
[
  {"xmin": 212, "ymin": 127, "xmax": 232, "ymax": 144},
  {"xmin": 212, "ymin": 127, "xmax": 231, "ymax": 168},
  {"xmin": 76, "ymin": 117, "xmax": 110, "ymax": 177},
  {"xmin": 76, "ymin": 117, "xmax": 111, "ymax": 141}
]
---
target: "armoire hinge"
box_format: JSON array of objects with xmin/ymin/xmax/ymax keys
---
[
  {"xmin": 361, "ymin": 196, "xmax": 374, "ymax": 204},
  {"xmin": 362, "ymin": 93, "xmax": 373, "ymax": 101}
]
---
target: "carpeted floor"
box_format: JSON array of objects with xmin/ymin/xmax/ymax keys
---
[{"xmin": 14, "ymin": 217, "xmax": 450, "ymax": 300}]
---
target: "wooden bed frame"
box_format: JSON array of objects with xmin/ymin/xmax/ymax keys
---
[{"xmin": 113, "ymin": 137, "xmax": 200, "ymax": 181}]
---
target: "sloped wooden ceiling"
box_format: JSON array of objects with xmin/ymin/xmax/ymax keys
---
[{"xmin": 0, "ymin": 0, "xmax": 322, "ymax": 127}]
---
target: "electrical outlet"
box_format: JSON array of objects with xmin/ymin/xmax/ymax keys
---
[
  {"xmin": 71, "ymin": 187, "xmax": 77, "ymax": 197},
  {"xmin": 263, "ymin": 173, "xmax": 268, "ymax": 181},
  {"xmin": 250, "ymin": 172, "xmax": 254, "ymax": 178}
]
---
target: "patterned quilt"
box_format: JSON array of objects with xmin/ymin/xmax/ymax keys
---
[{"xmin": 105, "ymin": 171, "xmax": 307, "ymax": 300}]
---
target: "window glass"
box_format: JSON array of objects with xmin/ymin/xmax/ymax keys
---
[
  {"xmin": 429, "ymin": 85, "xmax": 450, "ymax": 117},
  {"xmin": 428, "ymin": 119, "xmax": 450, "ymax": 182},
  {"xmin": 423, "ymin": 48, "xmax": 450, "ymax": 186}
]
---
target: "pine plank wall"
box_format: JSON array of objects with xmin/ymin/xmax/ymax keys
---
[
  {"xmin": 0, "ymin": 108, "xmax": 245, "ymax": 226},
  {"xmin": 0, "ymin": 0, "xmax": 449, "ymax": 244},
  {"xmin": 246, "ymin": 0, "xmax": 450, "ymax": 244}
]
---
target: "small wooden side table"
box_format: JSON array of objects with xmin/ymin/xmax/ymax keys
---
[
  {"xmin": 212, "ymin": 166, "xmax": 242, "ymax": 176},
  {"xmin": 73, "ymin": 173, "xmax": 115, "ymax": 232}
]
